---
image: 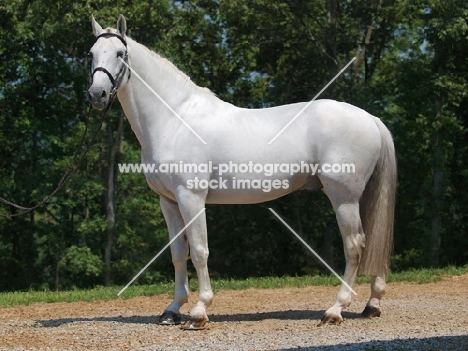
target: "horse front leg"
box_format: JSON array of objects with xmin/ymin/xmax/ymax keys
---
[
  {"xmin": 319, "ymin": 201, "xmax": 364, "ymax": 325},
  {"xmin": 157, "ymin": 196, "xmax": 189, "ymax": 325},
  {"xmin": 176, "ymin": 188, "xmax": 213, "ymax": 330}
]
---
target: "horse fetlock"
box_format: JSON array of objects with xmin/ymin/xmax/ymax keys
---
[
  {"xmin": 198, "ymin": 290, "xmax": 214, "ymax": 306},
  {"xmin": 181, "ymin": 315, "xmax": 209, "ymax": 330},
  {"xmin": 367, "ymin": 297, "xmax": 382, "ymax": 307},
  {"xmin": 335, "ymin": 291, "xmax": 353, "ymax": 308},
  {"xmin": 371, "ymin": 276, "xmax": 387, "ymax": 295},
  {"xmin": 189, "ymin": 305, "xmax": 209, "ymax": 323}
]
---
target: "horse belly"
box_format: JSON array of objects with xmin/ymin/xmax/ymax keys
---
[{"xmin": 204, "ymin": 173, "xmax": 316, "ymax": 204}]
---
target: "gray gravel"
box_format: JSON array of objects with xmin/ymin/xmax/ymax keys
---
[
  {"xmin": 0, "ymin": 276, "xmax": 467, "ymax": 350},
  {"xmin": 135, "ymin": 298, "xmax": 468, "ymax": 351}
]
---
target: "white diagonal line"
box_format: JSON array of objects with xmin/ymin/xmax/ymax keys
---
[
  {"xmin": 117, "ymin": 207, "xmax": 206, "ymax": 296},
  {"xmin": 119, "ymin": 58, "xmax": 207, "ymax": 145},
  {"xmin": 268, "ymin": 208, "xmax": 357, "ymax": 295},
  {"xmin": 268, "ymin": 57, "xmax": 356, "ymax": 144}
]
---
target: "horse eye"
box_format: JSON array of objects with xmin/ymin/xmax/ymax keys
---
[{"xmin": 116, "ymin": 51, "xmax": 124, "ymax": 58}]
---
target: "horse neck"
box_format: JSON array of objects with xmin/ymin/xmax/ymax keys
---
[{"xmin": 118, "ymin": 38, "xmax": 209, "ymax": 146}]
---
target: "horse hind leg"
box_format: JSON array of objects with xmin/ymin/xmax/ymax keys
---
[
  {"xmin": 319, "ymin": 182, "xmax": 365, "ymax": 325},
  {"xmin": 319, "ymin": 201, "xmax": 364, "ymax": 325},
  {"xmin": 362, "ymin": 276, "xmax": 386, "ymax": 318}
]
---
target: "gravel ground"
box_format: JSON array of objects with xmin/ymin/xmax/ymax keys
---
[{"xmin": 0, "ymin": 274, "xmax": 467, "ymax": 350}]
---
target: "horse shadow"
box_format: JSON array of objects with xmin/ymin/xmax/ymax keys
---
[
  {"xmin": 208, "ymin": 309, "xmax": 362, "ymax": 323},
  {"xmin": 36, "ymin": 309, "xmax": 363, "ymax": 327}
]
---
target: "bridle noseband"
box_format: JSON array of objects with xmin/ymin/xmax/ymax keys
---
[{"xmin": 89, "ymin": 32, "xmax": 131, "ymax": 102}]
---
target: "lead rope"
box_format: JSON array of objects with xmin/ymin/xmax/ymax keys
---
[{"xmin": 0, "ymin": 97, "xmax": 117, "ymax": 218}]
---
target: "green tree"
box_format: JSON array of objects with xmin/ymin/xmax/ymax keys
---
[{"xmin": 1, "ymin": 0, "xmax": 467, "ymax": 292}]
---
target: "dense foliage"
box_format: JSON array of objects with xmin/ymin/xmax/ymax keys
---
[{"xmin": 0, "ymin": 0, "xmax": 467, "ymax": 291}]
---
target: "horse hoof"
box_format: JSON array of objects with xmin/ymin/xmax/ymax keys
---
[
  {"xmin": 317, "ymin": 313, "xmax": 343, "ymax": 326},
  {"xmin": 181, "ymin": 317, "xmax": 209, "ymax": 330},
  {"xmin": 157, "ymin": 311, "xmax": 182, "ymax": 325},
  {"xmin": 361, "ymin": 305, "xmax": 381, "ymax": 318}
]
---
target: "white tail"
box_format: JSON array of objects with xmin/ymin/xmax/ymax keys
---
[{"xmin": 358, "ymin": 118, "xmax": 397, "ymax": 276}]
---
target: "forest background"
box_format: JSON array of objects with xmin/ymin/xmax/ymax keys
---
[{"xmin": 0, "ymin": 0, "xmax": 467, "ymax": 291}]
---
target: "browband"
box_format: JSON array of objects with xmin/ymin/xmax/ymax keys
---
[{"xmin": 96, "ymin": 32, "xmax": 127, "ymax": 47}]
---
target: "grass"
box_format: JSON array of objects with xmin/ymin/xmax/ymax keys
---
[{"xmin": 0, "ymin": 265, "xmax": 466, "ymax": 308}]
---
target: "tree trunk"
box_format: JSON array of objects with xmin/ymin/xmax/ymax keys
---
[
  {"xmin": 104, "ymin": 111, "xmax": 125, "ymax": 286},
  {"xmin": 54, "ymin": 229, "xmax": 64, "ymax": 291},
  {"xmin": 325, "ymin": 0, "xmax": 338, "ymax": 94},
  {"xmin": 352, "ymin": 0, "xmax": 383, "ymax": 84},
  {"xmin": 430, "ymin": 102, "xmax": 443, "ymax": 267},
  {"xmin": 326, "ymin": 0, "xmax": 337, "ymax": 63},
  {"xmin": 429, "ymin": 38, "xmax": 448, "ymax": 267}
]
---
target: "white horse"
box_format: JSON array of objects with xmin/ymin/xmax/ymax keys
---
[{"xmin": 87, "ymin": 15, "xmax": 396, "ymax": 329}]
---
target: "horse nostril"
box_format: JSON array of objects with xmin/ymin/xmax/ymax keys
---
[{"xmin": 101, "ymin": 90, "xmax": 107, "ymax": 99}]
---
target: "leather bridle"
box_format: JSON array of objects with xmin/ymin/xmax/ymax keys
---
[{"xmin": 89, "ymin": 32, "xmax": 131, "ymax": 103}]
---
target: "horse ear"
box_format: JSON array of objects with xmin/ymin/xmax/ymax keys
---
[
  {"xmin": 117, "ymin": 14, "xmax": 127, "ymax": 37},
  {"xmin": 91, "ymin": 15, "xmax": 103, "ymax": 37}
]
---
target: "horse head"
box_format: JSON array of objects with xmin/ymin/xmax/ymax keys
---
[{"xmin": 87, "ymin": 14, "xmax": 130, "ymax": 110}]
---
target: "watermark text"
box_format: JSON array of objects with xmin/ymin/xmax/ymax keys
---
[{"xmin": 118, "ymin": 161, "xmax": 355, "ymax": 177}]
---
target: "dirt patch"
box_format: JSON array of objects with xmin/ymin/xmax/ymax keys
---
[{"xmin": 1, "ymin": 275, "xmax": 467, "ymax": 350}]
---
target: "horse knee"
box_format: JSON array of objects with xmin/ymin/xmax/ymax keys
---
[
  {"xmin": 190, "ymin": 245, "xmax": 209, "ymax": 267},
  {"xmin": 170, "ymin": 240, "xmax": 188, "ymax": 267}
]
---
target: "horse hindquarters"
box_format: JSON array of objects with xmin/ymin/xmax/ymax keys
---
[{"xmin": 318, "ymin": 116, "xmax": 396, "ymax": 324}]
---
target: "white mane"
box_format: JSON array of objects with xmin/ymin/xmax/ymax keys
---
[{"xmin": 128, "ymin": 36, "xmax": 214, "ymax": 96}]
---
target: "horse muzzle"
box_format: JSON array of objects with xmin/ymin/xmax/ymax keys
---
[{"xmin": 87, "ymin": 84, "xmax": 111, "ymax": 110}]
